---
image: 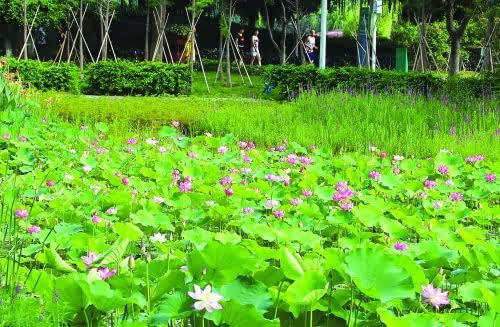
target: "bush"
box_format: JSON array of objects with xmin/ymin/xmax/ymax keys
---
[
  {"xmin": 263, "ymin": 65, "xmax": 497, "ymax": 100},
  {"xmin": 82, "ymin": 60, "xmax": 192, "ymax": 96},
  {"xmin": 1, "ymin": 57, "xmax": 80, "ymax": 93}
]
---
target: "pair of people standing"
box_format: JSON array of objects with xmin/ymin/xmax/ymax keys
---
[
  {"xmin": 235, "ymin": 29, "xmax": 261, "ymax": 66},
  {"xmin": 304, "ymin": 30, "xmax": 318, "ymax": 64}
]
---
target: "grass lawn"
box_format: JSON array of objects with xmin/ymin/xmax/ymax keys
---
[{"xmin": 191, "ymin": 71, "xmax": 272, "ymax": 99}]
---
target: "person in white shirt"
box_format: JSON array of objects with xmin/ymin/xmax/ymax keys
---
[
  {"xmin": 305, "ymin": 30, "xmax": 318, "ymax": 64},
  {"xmin": 250, "ymin": 30, "xmax": 261, "ymax": 66}
]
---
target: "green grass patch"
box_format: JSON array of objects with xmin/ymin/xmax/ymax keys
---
[{"xmin": 37, "ymin": 89, "xmax": 499, "ymax": 158}]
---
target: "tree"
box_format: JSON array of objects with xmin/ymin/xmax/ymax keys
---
[{"xmin": 263, "ymin": 0, "xmax": 290, "ymax": 65}]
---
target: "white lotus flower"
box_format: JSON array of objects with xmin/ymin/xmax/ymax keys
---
[
  {"xmin": 150, "ymin": 232, "xmax": 166, "ymax": 244},
  {"xmin": 188, "ymin": 284, "xmax": 223, "ymax": 312}
]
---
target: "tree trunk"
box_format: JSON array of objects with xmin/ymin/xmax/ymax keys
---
[
  {"xmin": 79, "ymin": 0, "xmax": 84, "ymax": 69},
  {"xmin": 103, "ymin": 0, "xmax": 110, "ymax": 60},
  {"xmin": 190, "ymin": 0, "xmax": 196, "ymax": 73},
  {"xmin": 23, "ymin": 0, "xmax": 27, "ymax": 59},
  {"xmin": 145, "ymin": 1, "xmax": 150, "ymax": 61},
  {"xmin": 263, "ymin": 0, "xmax": 283, "ymax": 64},
  {"xmin": 279, "ymin": 0, "xmax": 287, "ymax": 65},
  {"xmin": 295, "ymin": 0, "xmax": 305, "ymax": 64},
  {"xmin": 448, "ymin": 34, "xmax": 461, "ymax": 76},
  {"xmin": 226, "ymin": 0, "xmax": 232, "ymax": 87},
  {"xmin": 482, "ymin": 11, "xmax": 495, "ymax": 72}
]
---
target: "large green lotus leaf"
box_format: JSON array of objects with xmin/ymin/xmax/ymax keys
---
[
  {"xmin": 377, "ymin": 309, "xmax": 442, "ymax": 327},
  {"xmin": 182, "ymin": 227, "xmax": 215, "ymax": 249},
  {"xmin": 200, "ymin": 242, "xmax": 258, "ymax": 286},
  {"xmin": 458, "ymin": 281, "xmax": 500, "ymax": 303},
  {"xmin": 283, "ymin": 270, "xmax": 328, "ymax": 306},
  {"xmin": 149, "ymin": 291, "xmax": 193, "ymax": 324},
  {"xmin": 220, "ymin": 278, "xmax": 273, "ymax": 313},
  {"xmin": 215, "ymin": 231, "xmax": 242, "ymax": 244},
  {"xmin": 131, "ymin": 210, "xmax": 175, "ymax": 231},
  {"xmin": 481, "ymin": 287, "xmax": 500, "ymax": 312},
  {"xmin": 378, "ymin": 174, "xmax": 403, "ymax": 189},
  {"xmin": 254, "ymin": 266, "xmax": 285, "ymax": 287},
  {"xmin": 220, "ymin": 299, "xmax": 279, "ymax": 327},
  {"xmin": 99, "ymin": 237, "xmax": 129, "ymax": 266},
  {"xmin": 151, "ymin": 270, "xmax": 186, "ymax": 304},
  {"xmin": 78, "ymin": 280, "xmax": 126, "ymax": 312},
  {"xmin": 44, "ymin": 245, "xmax": 77, "ymax": 272},
  {"xmin": 280, "ymin": 247, "xmax": 306, "ymax": 280},
  {"xmin": 379, "ymin": 217, "xmax": 408, "ymax": 239},
  {"xmin": 112, "ymin": 222, "xmax": 143, "ymax": 241},
  {"xmin": 478, "ymin": 310, "xmax": 497, "ymax": 327},
  {"xmin": 345, "ymin": 246, "xmax": 414, "ymax": 302},
  {"xmin": 51, "ymin": 274, "xmax": 87, "ymax": 314},
  {"xmin": 352, "ymin": 204, "xmax": 384, "ymax": 228}
]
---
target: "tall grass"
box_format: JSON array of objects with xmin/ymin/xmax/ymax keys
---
[{"xmin": 36, "ymin": 90, "xmax": 499, "ymax": 158}]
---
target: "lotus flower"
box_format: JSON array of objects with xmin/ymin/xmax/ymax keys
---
[
  {"xmin": 82, "ymin": 252, "xmax": 100, "ymax": 268},
  {"xmin": 425, "ymin": 180, "xmax": 437, "ymax": 189},
  {"xmin": 450, "ymin": 193, "xmax": 463, "ymax": 202},
  {"xmin": 394, "ymin": 242, "xmax": 408, "ymax": 251},
  {"xmin": 218, "ymin": 146, "xmax": 228, "ymax": 154},
  {"xmin": 273, "ymin": 210, "xmax": 285, "ymax": 218},
  {"xmin": 369, "ymin": 171, "xmax": 381, "ymax": 180},
  {"xmin": 28, "ymin": 226, "xmax": 41, "ymax": 234},
  {"xmin": 188, "ymin": 284, "xmax": 223, "ymax": 312},
  {"xmin": 438, "ymin": 165, "xmax": 449, "ymax": 175},
  {"xmin": 485, "ymin": 173, "xmax": 496, "ymax": 182},
  {"xmin": 46, "ymin": 180, "xmax": 55, "ymax": 187},
  {"xmin": 150, "ymin": 232, "xmax": 166, "ymax": 244},
  {"xmin": 340, "ymin": 202, "xmax": 354, "ymax": 211},
  {"xmin": 15, "ymin": 209, "xmax": 29, "ymax": 219},
  {"xmin": 172, "ymin": 120, "xmax": 180, "ymax": 127},
  {"xmin": 97, "ymin": 267, "xmax": 117, "ymax": 280},
  {"xmin": 302, "ymin": 190, "xmax": 313, "ymax": 197},
  {"xmin": 421, "ymin": 284, "xmax": 449, "ymax": 309},
  {"xmin": 242, "ymin": 207, "xmax": 254, "ymax": 214}
]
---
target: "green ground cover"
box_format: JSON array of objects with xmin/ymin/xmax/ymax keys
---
[
  {"xmin": 0, "ymin": 75, "xmax": 499, "ymax": 326},
  {"xmin": 38, "ymin": 83, "xmax": 499, "ymax": 158}
]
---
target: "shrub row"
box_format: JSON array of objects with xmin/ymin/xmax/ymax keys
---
[
  {"xmin": 1, "ymin": 57, "xmax": 80, "ymax": 93},
  {"xmin": 263, "ymin": 65, "xmax": 498, "ymax": 99},
  {"xmin": 1, "ymin": 58, "xmax": 192, "ymax": 96}
]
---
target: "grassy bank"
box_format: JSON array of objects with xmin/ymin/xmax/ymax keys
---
[{"xmin": 36, "ymin": 89, "xmax": 499, "ymax": 158}]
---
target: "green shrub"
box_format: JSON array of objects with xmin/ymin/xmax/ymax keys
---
[
  {"xmin": 1, "ymin": 57, "xmax": 80, "ymax": 93},
  {"xmin": 264, "ymin": 65, "xmax": 497, "ymax": 100},
  {"xmin": 82, "ymin": 60, "xmax": 192, "ymax": 96}
]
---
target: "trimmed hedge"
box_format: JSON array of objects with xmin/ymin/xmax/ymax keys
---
[
  {"xmin": 1, "ymin": 57, "xmax": 80, "ymax": 93},
  {"xmin": 83, "ymin": 60, "xmax": 192, "ymax": 96},
  {"xmin": 264, "ymin": 65, "xmax": 498, "ymax": 99}
]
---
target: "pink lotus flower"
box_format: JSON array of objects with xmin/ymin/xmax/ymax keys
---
[
  {"xmin": 91, "ymin": 215, "xmax": 101, "ymax": 224},
  {"xmin": 157, "ymin": 146, "xmax": 166, "ymax": 153},
  {"xmin": 146, "ymin": 138, "xmax": 158, "ymax": 145},
  {"xmin": 433, "ymin": 201, "xmax": 443, "ymax": 209},
  {"xmin": 132, "ymin": 189, "xmax": 138, "ymax": 196},
  {"xmin": 241, "ymin": 167, "xmax": 252, "ymax": 175},
  {"xmin": 302, "ymin": 190, "xmax": 313, "ymax": 197},
  {"xmin": 466, "ymin": 155, "xmax": 484, "ymax": 163},
  {"xmin": 485, "ymin": 173, "xmax": 496, "ymax": 182},
  {"xmin": 290, "ymin": 198, "xmax": 303, "ymax": 205},
  {"xmin": 28, "ymin": 226, "xmax": 41, "ymax": 234},
  {"xmin": 224, "ymin": 188, "xmax": 234, "ymax": 196},
  {"xmin": 243, "ymin": 156, "xmax": 252, "ymax": 163},
  {"xmin": 205, "ymin": 132, "xmax": 213, "ymax": 137},
  {"xmin": 393, "ymin": 155, "xmax": 404, "ymax": 161},
  {"xmin": 220, "ymin": 176, "xmax": 234, "ymax": 186},
  {"xmin": 188, "ymin": 284, "xmax": 223, "ymax": 312},
  {"xmin": 277, "ymin": 145, "xmax": 286, "ymax": 152},
  {"xmin": 125, "ymin": 148, "xmax": 134, "ymax": 153},
  {"xmin": 180, "ymin": 265, "xmax": 188, "ymax": 272},
  {"xmin": 393, "ymin": 167, "xmax": 401, "ymax": 175},
  {"xmin": 127, "ymin": 138, "xmax": 137, "ymax": 145},
  {"xmin": 121, "ymin": 177, "xmax": 130, "ymax": 185},
  {"xmin": 153, "ymin": 196, "xmax": 165, "ymax": 204},
  {"xmin": 450, "ymin": 193, "xmax": 463, "ymax": 202},
  {"xmin": 418, "ymin": 192, "xmax": 428, "ymax": 199},
  {"xmin": 369, "ymin": 171, "xmax": 381, "ymax": 180},
  {"xmin": 98, "ymin": 133, "xmax": 105, "ymax": 139},
  {"xmin": 425, "ymin": 180, "xmax": 437, "ymax": 189},
  {"xmin": 218, "ymin": 146, "xmax": 228, "ymax": 154},
  {"xmin": 310, "ymin": 145, "xmax": 316, "ymax": 151},
  {"xmin": 46, "ymin": 180, "xmax": 55, "ymax": 187},
  {"xmin": 179, "ymin": 181, "xmax": 192, "ymax": 193},
  {"xmin": 444, "ymin": 180, "xmax": 454, "ymax": 186},
  {"xmin": 15, "ymin": 209, "xmax": 29, "ymax": 219},
  {"xmin": 82, "ymin": 252, "xmax": 100, "ymax": 269},
  {"xmin": 438, "ymin": 165, "xmax": 449, "ymax": 175},
  {"xmin": 80, "ymin": 125, "xmax": 88, "ymax": 130},
  {"xmin": 106, "ymin": 207, "xmax": 117, "ymax": 215},
  {"xmin": 340, "ymin": 202, "xmax": 354, "ymax": 211},
  {"xmin": 300, "ymin": 157, "xmax": 313, "ymax": 165},
  {"xmin": 187, "ymin": 152, "xmax": 198, "ymax": 158},
  {"xmin": 172, "ymin": 120, "xmax": 180, "ymax": 128},
  {"xmin": 265, "ymin": 200, "xmax": 279, "ymax": 208},
  {"xmin": 282, "ymin": 139, "xmax": 287, "ymax": 144},
  {"xmin": 242, "ymin": 207, "xmax": 254, "ymax": 214},
  {"xmin": 3, "ymin": 134, "xmax": 10, "ymax": 140},
  {"xmin": 97, "ymin": 267, "xmax": 117, "ymax": 280},
  {"xmin": 394, "ymin": 242, "xmax": 408, "ymax": 251},
  {"xmin": 421, "ymin": 284, "xmax": 449, "ymax": 309},
  {"xmin": 379, "ymin": 152, "xmax": 387, "ymax": 158},
  {"xmin": 83, "ymin": 165, "xmax": 92, "ymax": 174},
  {"xmin": 273, "ymin": 210, "xmax": 285, "ymax": 218},
  {"xmin": 95, "ymin": 148, "xmax": 106, "ymax": 154},
  {"xmin": 237, "ymin": 141, "xmax": 247, "ymax": 149}
]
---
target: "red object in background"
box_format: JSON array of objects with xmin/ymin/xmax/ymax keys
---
[{"xmin": 176, "ymin": 39, "xmax": 187, "ymax": 62}]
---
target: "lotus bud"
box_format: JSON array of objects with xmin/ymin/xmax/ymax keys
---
[
  {"xmin": 146, "ymin": 252, "xmax": 152, "ymax": 263},
  {"xmin": 202, "ymin": 267, "xmax": 207, "ymax": 275},
  {"xmin": 141, "ymin": 244, "xmax": 146, "ymax": 254},
  {"xmin": 298, "ymin": 221, "xmax": 304, "ymax": 229},
  {"xmin": 128, "ymin": 255, "xmax": 135, "ymax": 270}
]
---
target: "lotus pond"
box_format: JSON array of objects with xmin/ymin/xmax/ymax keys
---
[{"xmin": 0, "ymin": 82, "xmax": 499, "ymax": 327}]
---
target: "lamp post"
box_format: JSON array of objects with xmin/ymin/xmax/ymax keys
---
[{"xmin": 319, "ymin": 0, "xmax": 327, "ymax": 69}]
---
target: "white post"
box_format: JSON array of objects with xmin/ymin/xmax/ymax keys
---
[{"xmin": 319, "ymin": 0, "xmax": 327, "ymax": 69}]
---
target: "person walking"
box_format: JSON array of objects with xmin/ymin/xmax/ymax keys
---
[
  {"xmin": 235, "ymin": 28, "xmax": 246, "ymax": 65},
  {"xmin": 305, "ymin": 30, "xmax": 318, "ymax": 64},
  {"xmin": 250, "ymin": 30, "xmax": 261, "ymax": 66}
]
